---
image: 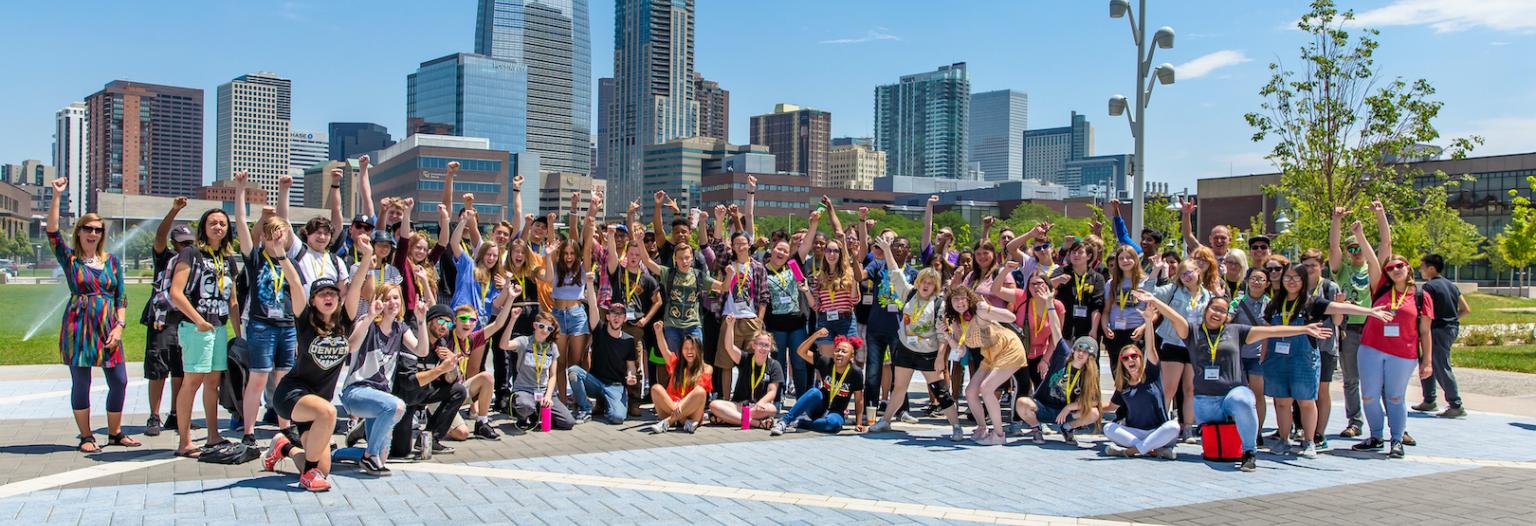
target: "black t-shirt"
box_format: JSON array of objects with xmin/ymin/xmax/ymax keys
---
[
  {"xmin": 813, "ymin": 354, "xmax": 864, "ymax": 415},
  {"xmin": 1421, "ymin": 276, "xmax": 1461, "ymax": 327},
  {"xmin": 609, "ymin": 268, "xmax": 659, "ymax": 322},
  {"xmin": 1033, "ymin": 341, "xmax": 1085, "ymax": 409},
  {"xmin": 141, "ymin": 248, "xmax": 177, "ymax": 326},
  {"xmin": 1052, "ymin": 267, "xmax": 1106, "ymax": 340},
  {"xmin": 590, "ymin": 327, "xmax": 639, "ymax": 384},
  {"xmin": 245, "ymin": 249, "xmax": 297, "ymax": 327},
  {"xmin": 277, "ymin": 308, "xmax": 355, "ymax": 401},
  {"xmin": 1110, "ymin": 358, "xmax": 1166, "ymax": 429},
  {"xmin": 1185, "ymin": 323, "xmax": 1253, "ymax": 397},
  {"xmin": 731, "ymin": 356, "xmax": 785, "ymax": 403},
  {"xmin": 176, "ymin": 246, "xmax": 239, "ymax": 327}
]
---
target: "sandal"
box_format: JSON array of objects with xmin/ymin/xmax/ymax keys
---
[
  {"xmin": 108, "ymin": 433, "xmax": 142, "ymax": 447},
  {"xmin": 174, "ymin": 447, "xmax": 202, "ymax": 458},
  {"xmin": 77, "ymin": 435, "xmax": 100, "ymax": 453}
]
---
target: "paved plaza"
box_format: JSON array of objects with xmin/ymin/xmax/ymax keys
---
[{"xmin": 0, "ymin": 364, "xmax": 1533, "ymax": 525}]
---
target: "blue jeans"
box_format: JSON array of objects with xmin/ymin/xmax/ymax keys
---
[
  {"xmin": 244, "ymin": 319, "xmax": 298, "ymax": 372},
  {"xmin": 864, "ymin": 329, "xmax": 897, "ymax": 408},
  {"xmin": 772, "ymin": 326, "xmax": 809, "ymax": 399},
  {"xmin": 1358, "ymin": 344, "xmax": 1415, "ymax": 442},
  {"xmin": 1194, "ymin": 386, "xmax": 1258, "ymax": 453},
  {"xmin": 662, "ymin": 326, "xmax": 703, "ymax": 358},
  {"xmin": 815, "ymin": 313, "xmax": 855, "ymax": 345},
  {"xmin": 569, "ymin": 366, "xmax": 627, "ymax": 424},
  {"xmin": 781, "ymin": 388, "xmax": 845, "ymax": 433},
  {"xmin": 340, "ymin": 384, "xmax": 405, "ymax": 460}
]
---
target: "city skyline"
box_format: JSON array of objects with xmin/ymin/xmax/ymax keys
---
[{"xmin": 0, "ymin": 1, "xmax": 1533, "ymax": 193}]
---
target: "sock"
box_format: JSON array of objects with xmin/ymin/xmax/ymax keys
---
[
  {"xmin": 279, "ymin": 442, "xmax": 296, "ymax": 457},
  {"xmin": 304, "ymin": 460, "xmax": 318, "ymax": 473},
  {"xmin": 477, "ymin": 415, "xmax": 489, "ymax": 424}
]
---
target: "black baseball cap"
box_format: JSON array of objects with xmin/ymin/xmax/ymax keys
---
[
  {"xmin": 170, "ymin": 226, "xmax": 195, "ymax": 243},
  {"xmin": 309, "ymin": 277, "xmax": 341, "ymax": 296},
  {"xmin": 351, "ymin": 214, "xmax": 375, "ymax": 228},
  {"xmin": 1248, "ymin": 235, "xmax": 1271, "ymax": 248}
]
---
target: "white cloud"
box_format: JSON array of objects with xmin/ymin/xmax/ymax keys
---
[
  {"xmin": 1348, "ymin": 0, "xmax": 1536, "ymax": 33},
  {"xmin": 819, "ymin": 29, "xmax": 900, "ymax": 45},
  {"xmin": 1451, "ymin": 116, "xmax": 1536, "ymax": 156},
  {"xmin": 1173, "ymin": 50, "xmax": 1252, "ymax": 80}
]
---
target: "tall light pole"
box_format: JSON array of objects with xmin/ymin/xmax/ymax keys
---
[{"xmin": 1107, "ymin": 0, "xmax": 1176, "ymax": 239}]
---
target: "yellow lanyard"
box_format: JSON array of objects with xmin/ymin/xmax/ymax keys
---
[
  {"xmin": 1203, "ymin": 325, "xmax": 1222, "ymax": 362},
  {"xmin": 533, "ymin": 342, "xmax": 550, "ymax": 385},
  {"xmin": 480, "ymin": 276, "xmax": 492, "ymax": 304},
  {"xmin": 1030, "ymin": 301, "xmax": 1048, "ymax": 336},
  {"xmin": 826, "ymin": 364, "xmax": 851, "ymax": 403},
  {"xmin": 734, "ymin": 263, "xmax": 750, "ymax": 297},
  {"xmin": 749, "ymin": 357, "xmax": 765, "ymax": 396},
  {"xmin": 905, "ymin": 297, "xmax": 932, "ymax": 327},
  {"xmin": 1187, "ymin": 290, "xmax": 1200, "ymax": 311},
  {"xmin": 1073, "ymin": 273, "xmax": 1089, "ymax": 302},
  {"xmin": 454, "ymin": 334, "xmax": 470, "ymax": 375},
  {"xmin": 1280, "ymin": 299, "xmax": 1299, "ymax": 325},
  {"xmin": 1389, "ymin": 287, "xmax": 1409, "ymax": 311},
  {"xmin": 263, "ymin": 252, "xmax": 284, "ymax": 301},
  {"xmin": 957, "ymin": 319, "xmax": 971, "ymax": 348},
  {"xmin": 374, "ymin": 262, "xmax": 385, "ymax": 285},
  {"xmin": 826, "ymin": 277, "xmax": 837, "ymax": 305},
  {"xmin": 1064, "ymin": 368, "xmax": 1082, "ymax": 405},
  {"xmin": 624, "ymin": 270, "xmax": 639, "ymax": 303},
  {"xmin": 1117, "ymin": 289, "xmax": 1130, "ymax": 311},
  {"xmin": 208, "ymin": 250, "xmax": 226, "ymax": 295},
  {"xmin": 304, "ymin": 251, "xmax": 323, "ymax": 278},
  {"xmin": 515, "ymin": 275, "xmax": 528, "ymax": 300}
]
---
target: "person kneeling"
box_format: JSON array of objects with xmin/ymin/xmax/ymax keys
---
[
  {"xmin": 501, "ymin": 311, "xmax": 576, "ymax": 431},
  {"xmin": 771, "ymin": 329, "xmax": 865, "ymax": 435},
  {"xmin": 1102, "ymin": 337, "xmax": 1180, "ymax": 459},
  {"xmin": 708, "ymin": 317, "xmax": 784, "ymax": 429},
  {"xmin": 571, "ymin": 299, "xmax": 640, "ymax": 425},
  {"xmin": 1016, "ymin": 337, "xmax": 1102, "ymax": 445},
  {"xmin": 648, "ymin": 321, "xmax": 712, "ymax": 433}
]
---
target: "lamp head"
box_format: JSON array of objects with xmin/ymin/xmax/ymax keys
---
[
  {"xmin": 1154, "ymin": 63, "xmax": 1176, "ymax": 85},
  {"xmin": 1108, "ymin": 95, "xmax": 1128, "ymax": 117},
  {"xmin": 1110, "ymin": 0, "xmax": 1130, "ymax": 18},
  {"xmin": 1153, "ymin": 26, "xmax": 1175, "ymax": 49}
]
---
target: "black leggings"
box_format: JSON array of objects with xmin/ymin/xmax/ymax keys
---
[{"xmin": 70, "ymin": 365, "xmax": 128, "ymax": 412}]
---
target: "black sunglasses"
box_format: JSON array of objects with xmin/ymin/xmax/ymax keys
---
[
  {"xmin": 80, "ymin": 225, "xmax": 105, "ymax": 234},
  {"xmin": 1265, "ymin": 266, "xmax": 1284, "ymax": 272},
  {"xmin": 1250, "ymin": 244, "xmax": 1269, "ymax": 250}
]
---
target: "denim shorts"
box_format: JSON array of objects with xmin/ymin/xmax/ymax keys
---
[
  {"xmin": 245, "ymin": 319, "xmax": 298, "ymax": 372},
  {"xmin": 552, "ymin": 304, "xmax": 590, "ymax": 337},
  {"xmin": 1263, "ymin": 351, "xmax": 1321, "ymax": 401},
  {"xmin": 1241, "ymin": 356, "xmax": 1264, "ymax": 377},
  {"xmin": 815, "ymin": 312, "xmax": 855, "ymax": 345},
  {"xmin": 1033, "ymin": 399, "xmax": 1064, "ymax": 425}
]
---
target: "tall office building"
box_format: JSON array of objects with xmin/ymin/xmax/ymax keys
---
[
  {"xmin": 328, "ymin": 122, "xmax": 394, "ymax": 161},
  {"xmin": 969, "ymin": 89, "xmax": 1028, "ymax": 182},
  {"xmin": 84, "ymin": 80, "xmax": 203, "ymax": 212},
  {"xmin": 641, "ymin": 138, "xmax": 764, "ymax": 216},
  {"xmin": 828, "ymin": 143, "xmax": 885, "ymax": 191},
  {"xmin": 595, "ymin": 77, "xmax": 613, "ymax": 179},
  {"xmin": 695, "ymin": 72, "xmax": 729, "ymax": 141},
  {"xmin": 874, "ymin": 62, "xmax": 969, "ymax": 179},
  {"xmin": 831, "ymin": 137, "xmax": 873, "ymax": 148},
  {"xmin": 608, "ymin": 0, "xmax": 697, "ymax": 207},
  {"xmin": 53, "ymin": 102, "xmax": 88, "ymax": 219},
  {"xmin": 289, "ymin": 130, "xmax": 328, "ymax": 207},
  {"xmin": 475, "ymin": 0, "xmax": 592, "ymax": 176},
  {"xmin": 1023, "ymin": 111, "xmax": 1093, "ymax": 186},
  {"xmin": 407, "ymin": 53, "xmax": 529, "ymax": 155},
  {"xmin": 1064, "ymin": 153, "xmax": 1132, "ymax": 199},
  {"xmin": 749, "ymin": 103, "xmax": 831, "ymax": 184},
  {"xmin": 217, "ymin": 72, "xmax": 292, "ymax": 205}
]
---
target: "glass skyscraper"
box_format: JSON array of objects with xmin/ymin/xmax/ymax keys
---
[
  {"xmin": 475, "ymin": 0, "xmax": 591, "ymax": 176},
  {"xmin": 407, "ymin": 53, "xmax": 529, "ymax": 155},
  {"xmin": 874, "ymin": 63, "xmax": 969, "ymax": 179},
  {"xmin": 969, "ymin": 89, "xmax": 1028, "ymax": 182},
  {"xmin": 607, "ymin": 0, "xmax": 697, "ymax": 208}
]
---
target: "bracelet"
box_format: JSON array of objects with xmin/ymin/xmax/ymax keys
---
[
  {"xmin": 331, "ymin": 185, "xmax": 341, "ymax": 189},
  {"xmin": 747, "ymin": 191, "xmax": 755, "ymax": 195}
]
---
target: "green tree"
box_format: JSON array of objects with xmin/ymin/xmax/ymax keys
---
[
  {"xmin": 1392, "ymin": 183, "xmax": 1485, "ymax": 278},
  {"xmin": 1496, "ymin": 175, "xmax": 1536, "ymax": 286},
  {"xmin": 1244, "ymin": 0, "xmax": 1479, "ymax": 253}
]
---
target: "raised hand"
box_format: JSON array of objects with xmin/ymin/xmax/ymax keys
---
[
  {"xmin": 233, "ymin": 170, "xmax": 249, "ymax": 185},
  {"xmin": 820, "ymin": 195, "xmax": 833, "ymax": 208},
  {"xmin": 512, "ymin": 175, "xmax": 524, "ymax": 191},
  {"xmin": 859, "ymin": 207, "xmax": 870, "ymax": 221},
  {"xmin": 278, "ymin": 174, "xmax": 293, "ymax": 188},
  {"xmin": 1369, "ymin": 200, "xmax": 1385, "ymax": 214},
  {"xmin": 413, "ymin": 300, "xmax": 429, "ymax": 322},
  {"xmin": 463, "ymin": 193, "xmax": 475, "ymax": 204},
  {"xmin": 747, "ymin": 175, "xmax": 758, "ymax": 191},
  {"xmin": 627, "ymin": 200, "xmax": 640, "ymax": 214},
  {"xmin": 1349, "ymin": 221, "xmax": 1365, "ymax": 236},
  {"xmin": 1180, "ymin": 199, "xmax": 1196, "ymax": 215},
  {"xmin": 172, "ymin": 196, "xmax": 188, "ymax": 211},
  {"xmin": 982, "ymin": 216, "xmax": 995, "ymax": 228},
  {"xmin": 1303, "ymin": 323, "xmax": 1333, "ymax": 340},
  {"xmin": 1108, "ymin": 199, "xmax": 1121, "ymax": 217},
  {"xmin": 1332, "ymin": 207, "xmax": 1348, "ymax": 221},
  {"xmin": 357, "ymin": 233, "xmax": 374, "ymax": 258},
  {"xmin": 812, "ymin": 327, "xmax": 830, "ymax": 339},
  {"xmin": 447, "ymin": 160, "xmax": 460, "ymax": 173},
  {"xmin": 927, "ymin": 195, "xmax": 940, "ymax": 205},
  {"xmin": 357, "ymin": 154, "xmax": 370, "ymax": 171},
  {"xmin": 371, "ymin": 298, "xmax": 385, "ymax": 316}
]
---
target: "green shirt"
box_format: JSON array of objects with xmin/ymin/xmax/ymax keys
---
[
  {"xmin": 659, "ymin": 266, "xmax": 717, "ymax": 329},
  {"xmin": 1338, "ymin": 261, "xmax": 1372, "ymax": 325}
]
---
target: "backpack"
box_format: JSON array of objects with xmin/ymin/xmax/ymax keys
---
[
  {"xmin": 294, "ymin": 243, "xmax": 346, "ymax": 286},
  {"xmin": 198, "ymin": 442, "xmax": 260, "ymax": 465}
]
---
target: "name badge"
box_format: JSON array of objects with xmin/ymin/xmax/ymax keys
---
[
  {"xmin": 626, "ymin": 307, "xmax": 640, "ymax": 321},
  {"xmin": 1113, "ymin": 319, "xmax": 1128, "ymax": 330},
  {"xmin": 1384, "ymin": 324, "xmax": 1401, "ymax": 338},
  {"xmin": 826, "ymin": 311, "xmax": 840, "ymax": 321},
  {"xmin": 1204, "ymin": 366, "xmax": 1220, "ymax": 381},
  {"xmin": 1273, "ymin": 341, "xmax": 1291, "ymax": 355},
  {"xmin": 904, "ymin": 336, "xmax": 920, "ymax": 349},
  {"xmin": 887, "ymin": 303, "xmax": 900, "ymax": 312},
  {"xmin": 948, "ymin": 347, "xmax": 965, "ymax": 362},
  {"xmin": 862, "ymin": 294, "xmax": 874, "ymax": 305},
  {"xmin": 265, "ymin": 305, "xmax": 286, "ymax": 320},
  {"xmin": 1073, "ymin": 306, "xmax": 1088, "ymax": 318}
]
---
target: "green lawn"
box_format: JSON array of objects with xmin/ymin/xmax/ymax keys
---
[
  {"xmin": 0, "ymin": 283, "xmax": 153, "ymax": 365},
  {"xmin": 1462, "ymin": 292, "xmax": 1536, "ymax": 326},
  {"xmin": 1452, "ymin": 344, "xmax": 1536, "ymax": 374}
]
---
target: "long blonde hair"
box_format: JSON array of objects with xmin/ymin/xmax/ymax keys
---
[
  {"xmin": 70, "ymin": 213, "xmax": 108, "ymax": 261},
  {"xmin": 816, "ymin": 239, "xmax": 854, "ymax": 295}
]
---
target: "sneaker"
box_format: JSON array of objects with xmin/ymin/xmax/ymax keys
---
[
  {"xmin": 949, "ymin": 425, "xmax": 965, "ymax": 442},
  {"xmin": 345, "ymin": 423, "xmax": 366, "ymax": 448},
  {"xmin": 1438, "ymin": 406, "xmax": 1466, "ymax": 418},
  {"xmin": 1402, "ymin": 432, "xmax": 1417, "ymax": 447},
  {"xmin": 430, "ymin": 440, "xmax": 455, "ymax": 455},
  {"xmin": 229, "ymin": 417, "xmax": 242, "ymax": 433},
  {"xmin": 769, "ymin": 420, "xmax": 787, "ymax": 436},
  {"xmin": 977, "ymin": 433, "xmax": 1004, "ymax": 446},
  {"xmin": 1298, "ymin": 441, "xmax": 1318, "ymax": 459},
  {"xmin": 898, "ymin": 411, "xmax": 920, "ymax": 424},
  {"xmin": 868, "ymin": 419, "xmax": 892, "ymax": 433},
  {"xmin": 1104, "ymin": 444, "xmax": 1127, "ymax": 457},
  {"xmin": 473, "ymin": 421, "xmax": 502, "ymax": 440},
  {"xmin": 573, "ymin": 411, "xmax": 592, "ymax": 425},
  {"xmin": 1411, "ymin": 401, "xmax": 1438, "ymax": 412},
  {"xmin": 1061, "ymin": 426, "xmax": 1077, "ymax": 446},
  {"xmin": 1270, "ymin": 438, "xmax": 1291, "ymax": 456},
  {"xmin": 1314, "ymin": 435, "xmax": 1330, "ymax": 450},
  {"xmin": 145, "ymin": 415, "xmax": 163, "ymax": 437},
  {"xmin": 299, "ymin": 468, "xmax": 332, "ymax": 492},
  {"xmin": 682, "ymin": 420, "xmax": 698, "ymax": 434},
  {"xmin": 165, "ymin": 412, "xmax": 179, "ymax": 432},
  {"xmin": 263, "ymin": 434, "xmax": 290, "ymax": 472},
  {"xmin": 504, "ymin": 424, "xmax": 527, "ymax": 436},
  {"xmin": 651, "ymin": 420, "xmax": 671, "ymax": 435},
  {"xmin": 359, "ymin": 455, "xmax": 391, "ymax": 477},
  {"xmin": 1154, "ymin": 447, "xmax": 1178, "ymax": 460},
  {"xmin": 1030, "ymin": 427, "xmax": 1045, "ymax": 445},
  {"xmin": 242, "ymin": 434, "xmax": 258, "ymax": 447},
  {"xmin": 1340, "ymin": 423, "xmax": 1362, "ymax": 438},
  {"xmin": 1239, "ymin": 451, "xmax": 1257, "ymax": 472},
  {"xmin": 516, "ymin": 416, "xmax": 537, "ymax": 432},
  {"xmin": 1182, "ymin": 427, "xmax": 1200, "ymax": 444},
  {"xmin": 1388, "ymin": 440, "xmax": 1406, "ymax": 459},
  {"xmin": 1351, "ymin": 437, "xmax": 1385, "ymax": 451}
]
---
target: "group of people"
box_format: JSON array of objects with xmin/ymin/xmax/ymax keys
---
[{"xmin": 45, "ymin": 157, "xmax": 1471, "ymax": 491}]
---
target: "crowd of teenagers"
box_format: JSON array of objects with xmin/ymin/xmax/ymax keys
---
[{"xmin": 45, "ymin": 157, "xmax": 1472, "ymax": 491}]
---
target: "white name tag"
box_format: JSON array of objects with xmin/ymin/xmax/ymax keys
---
[
  {"xmin": 887, "ymin": 303, "xmax": 900, "ymax": 312},
  {"xmin": 1273, "ymin": 341, "xmax": 1291, "ymax": 355},
  {"xmin": 1204, "ymin": 366, "xmax": 1220, "ymax": 381},
  {"xmin": 1384, "ymin": 324, "xmax": 1401, "ymax": 338},
  {"xmin": 862, "ymin": 294, "xmax": 874, "ymax": 305},
  {"xmin": 905, "ymin": 336, "xmax": 920, "ymax": 349},
  {"xmin": 1073, "ymin": 306, "xmax": 1089, "ymax": 318},
  {"xmin": 949, "ymin": 347, "xmax": 965, "ymax": 362},
  {"xmin": 1113, "ymin": 319, "xmax": 1128, "ymax": 330},
  {"xmin": 826, "ymin": 311, "xmax": 840, "ymax": 321}
]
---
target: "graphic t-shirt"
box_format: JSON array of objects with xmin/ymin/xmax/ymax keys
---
[
  {"xmin": 1051, "ymin": 267, "xmax": 1106, "ymax": 340},
  {"xmin": 658, "ymin": 266, "xmax": 716, "ymax": 329},
  {"xmin": 245, "ymin": 249, "xmax": 296, "ymax": 327},
  {"xmin": 176, "ymin": 246, "xmax": 239, "ymax": 327},
  {"xmin": 1338, "ymin": 261, "xmax": 1372, "ymax": 326},
  {"xmin": 813, "ymin": 354, "xmax": 864, "ymax": 415},
  {"xmin": 608, "ymin": 268, "xmax": 658, "ymax": 323},
  {"xmin": 278, "ymin": 308, "xmax": 354, "ymax": 401},
  {"xmin": 731, "ymin": 356, "xmax": 785, "ymax": 404},
  {"xmin": 1033, "ymin": 341, "xmax": 1085, "ymax": 409},
  {"xmin": 510, "ymin": 336, "xmax": 559, "ymax": 394},
  {"xmin": 345, "ymin": 320, "xmax": 406, "ymax": 392}
]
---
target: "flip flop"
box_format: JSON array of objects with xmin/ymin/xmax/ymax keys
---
[
  {"xmin": 174, "ymin": 448, "xmax": 202, "ymax": 458},
  {"xmin": 108, "ymin": 433, "xmax": 142, "ymax": 447}
]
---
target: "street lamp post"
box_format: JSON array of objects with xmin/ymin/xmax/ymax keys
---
[{"xmin": 1107, "ymin": 0, "xmax": 1176, "ymax": 240}]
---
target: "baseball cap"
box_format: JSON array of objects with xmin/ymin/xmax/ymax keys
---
[
  {"xmin": 606, "ymin": 302, "xmax": 627, "ymax": 314},
  {"xmin": 309, "ymin": 277, "xmax": 340, "ymax": 296},
  {"xmin": 351, "ymin": 214, "xmax": 375, "ymax": 228},
  {"xmin": 370, "ymin": 230, "xmax": 395, "ymax": 247},
  {"xmin": 1248, "ymin": 235, "xmax": 1270, "ymax": 248},
  {"xmin": 170, "ymin": 226, "xmax": 195, "ymax": 243}
]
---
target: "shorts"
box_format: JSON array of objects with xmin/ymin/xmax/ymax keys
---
[
  {"xmin": 274, "ymin": 383, "xmax": 315, "ymax": 422},
  {"xmin": 891, "ymin": 343, "xmax": 940, "ymax": 371},
  {"xmin": 718, "ymin": 317, "xmax": 763, "ymax": 369},
  {"xmin": 1319, "ymin": 352, "xmax": 1338, "ymax": 382},
  {"xmin": 178, "ymin": 321, "xmax": 229, "ymax": 374},
  {"xmin": 1032, "ymin": 399, "xmax": 1064, "ymax": 425},
  {"xmin": 1160, "ymin": 343, "xmax": 1191, "ymax": 364},
  {"xmin": 553, "ymin": 304, "xmax": 590, "ymax": 337},
  {"xmin": 1241, "ymin": 356, "xmax": 1264, "ymax": 377},
  {"xmin": 1263, "ymin": 352, "xmax": 1321, "ymax": 401},
  {"xmin": 244, "ymin": 319, "xmax": 298, "ymax": 372},
  {"xmin": 816, "ymin": 312, "xmax": 856, "ymax": 345},
  {"xmin": 144, "ymin": 327, "xmax": 184, "ymax": 380}
]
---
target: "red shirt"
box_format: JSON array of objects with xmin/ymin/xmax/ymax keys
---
[
  {"xmin": 664, "ymin": 351, "xmax": 713, "ymax": 400},
  {"xmin": 1360, "ymin": 278, "xmax": 1432, "ymax": 360}
]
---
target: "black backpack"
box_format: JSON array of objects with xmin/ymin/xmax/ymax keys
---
[{"xmin": 198, "ymin": 441, "xmax": 260, "ymax": 465}]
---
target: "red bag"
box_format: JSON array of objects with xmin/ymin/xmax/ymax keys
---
[{"xmin": 1201, "ymin": 422, "xmax": 1243, "ymax": 462}]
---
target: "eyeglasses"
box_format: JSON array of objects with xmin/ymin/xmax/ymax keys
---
[
  {"xmin": 1120, "ymin": 353, "xmax": 1141, "ymax": 362},
  {"xmin": 79, "ymin": 225, "xmax": 105, "ymax": 234},
  {"xmin": 824, "ymin": 248, "xmax": 840, "ymax": 254},
  {"xmin": 1248, "ymin": 275, "xmax": 1268, "ymax": 283},
  {"xmin": 1265, "ymin": 266, "xmax": 1284, "ymax": 273},
  {"xmin": 456, "ymin": 314, "xmax": 478, "ymax": 324},
  {"xmin": 433, "ymin": 318, "xmax": 455, "ymax": 329},
  {"xmin": 1180, "ymin": 270, "xmax": 1197, "ymax": 278},
  {"xmin": 1281, "ymin": 275, "xmax": 1302, "ymax": 283},
  {"xmin": 533, "ymin": 322, "xmax": 554, "ymax": 331},
  {"xmin": 1249, "ymin": 244, "xmax": 1269, "ymax": 251}
]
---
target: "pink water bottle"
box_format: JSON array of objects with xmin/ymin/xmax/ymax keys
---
[
  {"xmin": 537, "ymin": 395, "xmax": 553, "ymax": 432},
  {"xmin": 740, "ymin": 403, "xmax": 752, "ymax": 430}
]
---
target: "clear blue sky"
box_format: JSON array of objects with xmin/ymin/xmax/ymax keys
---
[{"xmin": 1, "ymin": 0, "xmax": 1532, "ymax": 193}]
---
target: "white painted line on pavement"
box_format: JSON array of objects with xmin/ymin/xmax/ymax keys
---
[
  {"xmin": 0, "ymin": 380, "xmax": 148, "ymax": 405},
  {"xmin": 0, "ymin": 454, "xmax": 182, "ymax": 499},
  {"xmin": 392, "ymin": 462, "xmax": 1163, "ymax": 526}
]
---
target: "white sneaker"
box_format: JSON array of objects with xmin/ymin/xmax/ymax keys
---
[
  {"xmin": 949, "ymin": 425, "xmax": 965, "ymax": 442},
  {"xmin": 868, "ymin": 419, "xmax": 892, "ymax": 433},
  {"xmin": 898, "ymin": 411, "xmax": 920, "ymax": 424},
  {"xmin": 1298, "ymin": 441, "xmax": 1318, "ymax": 459},
  {"xmin": 769, "ymin": 420, "xmax": 787, "ymax": 436},
  {"xmin": 1154, "ymin": 447, "xmax": 1177, "ymax": 460},
  {"xmin": 650, "ymin": 420, "xmax": 669, "ymax": 434},
  {"xmin": 682, "ymin": 420, "xmax": 698, "ymax": 434},
  {"xmin": 1104, "ymin": 444, "xmax": 1127, "ymax": 457}
]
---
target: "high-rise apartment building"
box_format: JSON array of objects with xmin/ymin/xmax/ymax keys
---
[
  {"xmin": 475, "ymin": 0, "xmax": 592, "ymax": 176},
  {"xmin": 695, "ymin": 72, "xmax": 729, "ymax": 141},
  {"xmin": 407, "ymin": 53, "xmax": 529, "ymax": 155},
  {"xmin": 289, "ymin": 130, "xmax": 328, "ymax": 207},
  {"xmin": 217, "ymin": 72, "xmax": 292, "ymax": 205},
  {"xmin": 641, "ymin": 138, "xmax": 763, "ymax": 216},
  {"xmin": 53, "ymin": 102, "xmax": 88, "ymax": 219},
  {"xmin": 969, "ymin": 89, "xmax": 1028, "ymax": 182},
  {"xmin": 595, "ymin": 77, "xmax": 613, "ymax": 180},
  {"xmin": 828, "ymin": 143, "xmax": 885, "ymax": 191},
  {"xmin": 749, "ymin": 103, "xmax": 831, "ymax": 184},
  {"xmin": 85, "ymin": 80, "xmax": 203, "ymax": 212},
  {"xmin": 328, "ymin": 122, "xmax": 394, "ymax": 162},
  {"xmin": 608, "ymin": 0, "xmax": 697, "ymax": 208},
  {"xmin": 1023, "ymin": 111, "xmax": 1093, "ymax": 186},
  {"xmin": 874, "ymin": 63, "xmax": 969, "ymax": 179}
]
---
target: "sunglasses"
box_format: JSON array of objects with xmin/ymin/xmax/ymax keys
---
[
  {"xmin": 1248, "ymin": 275, "xmax": 1268, "ymax": 283},
  {"xmin": 1386, "ymin": 262, "xmax": 1408, "ymax": 272},
  {"xmin": 1035, "ymin": 244, "xmax": 1052, "ymax": 250},
  {"xmin": 80, "ymin": 225, "xmax": 105, "ymax": 234},
  {"xmin": 1121, "ymin": 353, "xmax": 1141, "ymax": 362},
  {"xmin": 456, "ymin": 314, "xmax": 478, "ymax": 324},
  {"xmin": 1249, "ymin": 244, "xmax": 1269, "ymax": 251},
  {"xmin": 1265, "ymin": 266, "xmax": 1284, "ymax": 273},
  {"xmin": 1346, "ymin": 246, "xmax": 1361, "ymax": 254},
  {"xmin": 433, "ymin": 318, "xmax": 456, "ymax": 329},
  {"xmin": 1180, "ymin": 270, "xmax": 1197, "ymax": 278},
  {"xmin": 533, "ymin": 322, "xmax": 554, "ymax": 331},
  {"xmin": 1072, "ymin": 345, "xmax": 1095, "ymax": 353}
]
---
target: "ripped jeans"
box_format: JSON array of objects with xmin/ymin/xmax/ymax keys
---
[{"xmin": 1358, "ymin": 344, "xmax": 1416, "ymax": 442}]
